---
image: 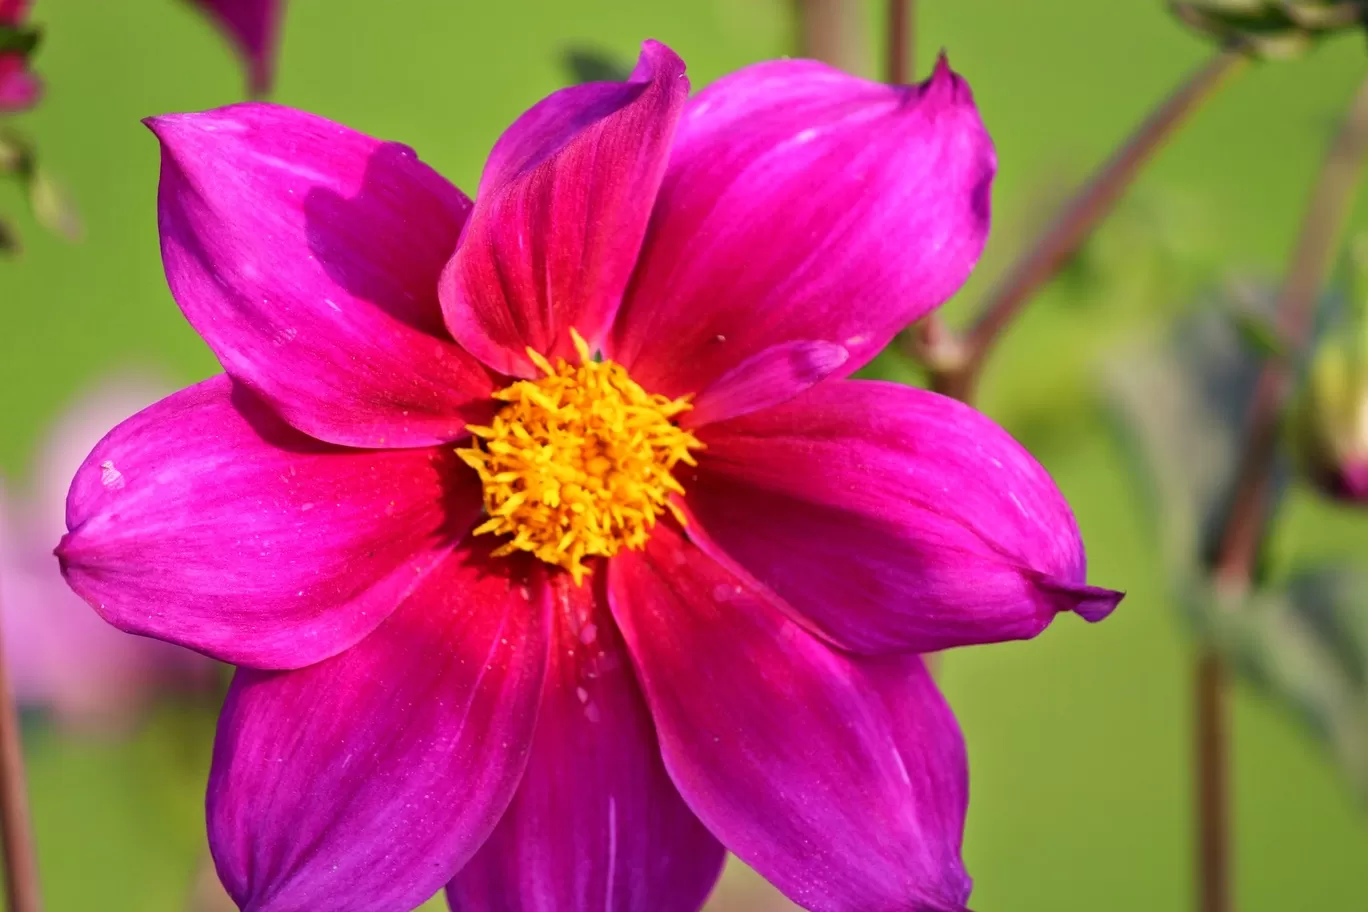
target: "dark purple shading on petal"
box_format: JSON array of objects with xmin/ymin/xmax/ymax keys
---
[
  {"xmin": 150, "ymin": 103, "xmax": 496, "ymax": 448},
  {"xmin": 686, "ymin": 380, "xmax": 1122, "ymax": 655},
  {"xmin": 209, "ymin": 545, "xmax": 551, "ymax": 912},
  {"xmin": 609, "ymin": 524, "xmax": 973, "ymax": 912},
  {"xmin": 57, "ymin": 375, "xmax": 481, "ymax": 670},
  {"xmin": 611, "ymin": 55, "xmax": 995, "ymax": 398},
  {"xmin": 187, "ymin": 0, "xmax": 284, "ymax": 97},
  {"xmin": 439, "ymin": 40, "xmax": 689, "ymax": 376},
  {"xmin": 447, "ymin": 571, "xmax": 725, "ymax": 911},
  {"xmin": 682, "ymin": 340, "xmax": 847, "ymax": 429}
]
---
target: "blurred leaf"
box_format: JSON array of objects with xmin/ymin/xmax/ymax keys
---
[
  {"xmin": 560, "ymin": 45, "xmax": 632, "ymax": 84},
  {"xmin": 1103, "ymin": 282, "xmax": 1283, "ymax": 575},
  {"xmin": 0, "ymin": 129, "xmax": 33, "ymax": 178},
  {"xmin": 0, "ymin": 215, "xmax": 17, "ymax": 255},
  {"xmin": 1232, "ymin": 309, "xmax": 1287, "ymax": 357},
  {"xmin": 1188, "ymin": 567, "xmax": 1368, "ymax": 798},
  {"xmin": 26, "ymin": 167, "xmax": 82, "ymax": 242},
  {"xmin": 0, "ymin": 24, "xmax": 41, "ymax": 56}
]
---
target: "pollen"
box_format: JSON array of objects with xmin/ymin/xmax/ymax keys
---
[{"xmin": 457, "ymin": 330, "xmax": 704, "ymax": 585}]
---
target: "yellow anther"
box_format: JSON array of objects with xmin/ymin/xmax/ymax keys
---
[{"xmin": 457, "ymin": 330, "xmax": 704, "ymax": 585}]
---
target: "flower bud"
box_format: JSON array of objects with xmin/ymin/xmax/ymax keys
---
[
  {"xmin": 1170, "ymin": 0, "xmax": 1364, "ymax": 60},
  {"xmin": 1292, "ymin": 239, "xmax": 1368, "ymax": 501}
]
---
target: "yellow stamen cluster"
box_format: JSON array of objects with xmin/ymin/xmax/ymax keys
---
[{"xmin": 457, "ymin": 330, "xmax": 704, "ymax": 585}]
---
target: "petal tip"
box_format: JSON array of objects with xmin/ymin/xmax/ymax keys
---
[
  {"xmin": 920, "ymin": 50, "xmax": 974, "ymax": 107},
  {"xmin": 634, "ymin": 38, "xmax": 688, "ymax": 87},
  {"xmin": 1038, "ymin": 577, "xmax": 1124, "ymax": 624}
]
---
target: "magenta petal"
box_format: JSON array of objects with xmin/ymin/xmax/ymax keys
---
[
  {"xmin": 188, "ymin": 0, "xmax": 283, "ymax": 96},
  {"xmin": 0, "ymin": 66, "xmax": 40, "ymax": 113},
  {"xmin": 686, "ymin": 380, "xmax": 1122, "ymax": 654},
  {"xmin": 610, "ymin": 56, "xmax": 994, "ymax": 397},
  {"xmin": 447, "ymin": 573, "xmax": 725, "ymax": 911},
  {"xmin": 682, "ymin": 340, "xmax": 847, "ymax": 429},
  {"xmin": 209, "ymin": 547, "xmax": 551, "ymax": 912},
  {"xmin": 150, "ymin": 103, "xmax": 495, "ymax": 448},
  {"xmin": 439, "ymin": 40, "xmax": 689, "ymax": 376},
  {"xmin": 57, "ymin": 375, "xmax": 480, "ymax": 669},
  {"xmin": 609, "ymin": 525, "xmax": 972, "ymax": 911}
]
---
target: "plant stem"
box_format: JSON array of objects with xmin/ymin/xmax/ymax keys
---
[
  {"xmin": 909, "ymin": 47, "xmax": 1248, "ymax": 402},
  {"xmin": 1194, "ymin": 651, "xmax": 1229, "ymax": 912},
  {"xmin": 793, "ymin": 0, "xmax": 868, "ymax": 75},
  {"xmin": 0, "ymin": 593, "xmax": 41, "ymax": 912},
  {"xmin": 886, "ymin": 0, "xmax": 913, "ymax": 83},
  {"xmin": 1196, "ymin": 70, "xmax": 1368, "ymax": 912}
]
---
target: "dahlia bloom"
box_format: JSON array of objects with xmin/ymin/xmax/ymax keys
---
[
  {"xmin": 0, "ymin": 0, "xmax": 41, "ymax": 113},
  {"xmin": 188, "ymin": 0, "xmax": 282, "ymax": 97},
  {"xmin": 58, "ymin": 41, "xmax": 1121, "ymax": 912},
  {"xmin": 0, "ymin": 379, "xmax": 215, "ymax": 729}
]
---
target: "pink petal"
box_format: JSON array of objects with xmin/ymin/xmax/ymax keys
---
[
  {"xmin": 0, "ymin": 66, "xmax": 40, "ymax": 113},
  {"xmin": 439, "ymin": 40, "xmax": 688, "ymax": 377},
  {"xmin": 0, "ymin": 0, "xmax": 31, "ymax": 25},
  {"xmin": 187, "ymin": 0, "xmax": 283, "ymax": 97},
  {"xmin": 610, "ymin": 55, "xmax": 994, "ymax": 398},
  {"xmin": 150, "ymin": 103, "xmax": 495, "ymax": 448},
  {"xmin": 681, "ymin": 340, "xmax": 848, "ymax": 429},
  {"xmin": 447, "ymin": 572, "xmax": 725, "ymax": 911},
  {"xmin": 609, "ymin": 525, "xmax": 972, "ymax": 911},
  {"xmin": 2, "ymin": 380, "xmax": 218, "ymax": 727},
  {"xmin": 57, "ymin": 375, "xmax": 481, "ymax": 670},
  {"xmin": 209, "ymin": 545, "xmax": 551, "ymax": 912},
  {"xmin": 685, "ymin": 380, "xmax": 1121, "ymax": 654}
]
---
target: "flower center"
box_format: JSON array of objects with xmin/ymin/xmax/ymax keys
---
[{"xmin": 457, "ymin": 330, "xmax": 704, "ymax": 584}]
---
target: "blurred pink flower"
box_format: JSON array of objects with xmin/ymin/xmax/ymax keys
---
[
  {"xmin": 0, "ymin": 0, "xmax": 41, "ymax": 112},
  {"xmin": 187, "ymin": 0, "xmax": 283, "ymax": 97},
  {"xmin": 0, "ymin": 378, "xmax": 216, "ymax": 730}
]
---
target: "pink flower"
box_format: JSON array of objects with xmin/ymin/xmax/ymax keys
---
[
  {"xmin": 187, "ymin": 0, "xmax": 283, "ymax": 97},
  {"xmin": 0, "ymin": 0, "xmax": 41, "ymax": 113},
  {"xmin": 0, "ymin": 378, "xmax": 216, "ymax": 730},
  {"xmin": 57, "ymin": 41, "xmax": 1121, "ymax": 912}
]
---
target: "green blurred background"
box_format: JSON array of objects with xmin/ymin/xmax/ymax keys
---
[{"xmin": 2, "ymin": 0, "xmax": 1368, "ymax": 909}]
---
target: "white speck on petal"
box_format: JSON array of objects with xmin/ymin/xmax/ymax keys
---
[{"xmin": 99, "ymin": 461, "xmax": 125, "ymax": 490}]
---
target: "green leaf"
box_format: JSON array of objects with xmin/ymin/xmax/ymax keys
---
[
  {"xmin": 1232, "ymin": 308, "xmax": 1286, "ymax": 357},
  {"xmin": 1104, "ymin": 286, "xmax": 1283, "ymax": 576},
  {"xmin": 560, "ymin": 46, "xmax": 632, "ymax": 85},
  {"xmin": 1188, "ymin": 568, "xmax": 1368, "ymax": 798},
  {"xmin": 0, "ymin": 215, "xmax": 18, "ymax": 255},
  {"xmin": 27, "ymin": 167, "xmax": 82, "ymax": 242},
  {"xmin": 0, "ymin": 24, "xmax": 41, "ymax": 56}
]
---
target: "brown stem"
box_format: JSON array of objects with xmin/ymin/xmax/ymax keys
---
[
  {"xmin": 1194, "ymin": 71, "xmax": 1368, "ymax": 912},
  {"xmin": 0, "ymin": 593, "xmax": 41, "ymax": 912},
  {"xmin": 885, "ymin": 0, "xmax": 913, "ymax": 83},
  {"xmin": 793, "ymin": 0, "xmax": 868, "ymax": 74},
  {"xmin": 911, "ymin": 47, "xmax": 1247, "ymax": 402},
  {"xmin": 1194, "ymin": 652, "xmax": 1229, "ymax": 912},
  {"xmin": 1212, "ymin": 73, "xmax": 1368, "ymax": 586}
]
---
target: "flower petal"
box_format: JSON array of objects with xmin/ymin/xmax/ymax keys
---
[
  {"xmin": 610, "ymin": 55, "xmax": 994, "ymax": 398},
  {"xmin": 439, "ymin": 40, "xmax": 689, "ymax": 377},
  {"xmin": 447, "ymin": 572, "xmax": 725, "ymax": 911},
  {"xmin": 684, "ymin": 380, "xmax": 1121, "ymax": 654},
  {"xmin": 209, "ymin": 546, "xmax": 551, "ymax": 912},
  {"xmin": 609, "ymin": 525, "xmax": 972, "ymax": 911},
  {"xmin": 0, "ymin": 66, "xmax": 41, "ymax": 113},
  {"xmin": 150, "ymin": 103, "xmax": 495, "ymax": 448},
  {"xmin": 57, "ymin": 375, "xmax": 480, "ymax": 670},
  {"xmin": 681, "ymin": 340, "xmax": 847, "ymax": 429},
  {"xmin": 187, "ymin": 0, "xmax": 283, "ymax": 96}
]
